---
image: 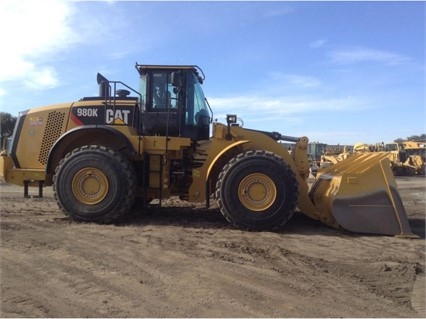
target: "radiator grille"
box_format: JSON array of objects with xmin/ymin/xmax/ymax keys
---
[{"xmin": 38, "ymin": 111, "xmax": 66, "ymax": 165}]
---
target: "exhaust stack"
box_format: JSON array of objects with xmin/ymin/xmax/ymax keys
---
[{"xmin": 97, "ymin": 73, "xmax": 110, "ymax": 98}]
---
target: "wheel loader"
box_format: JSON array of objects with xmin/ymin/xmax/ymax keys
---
[
  {"xmin": 0, "ymin": 64, "xmax": 416, "ymax": 237},
  {"xmin": 401, "ymin": 141, "xmax": 425, "ymax": 175},
  {"xmin": 376, "ymin": 141, "xmax": 424, "ymax": 176}
]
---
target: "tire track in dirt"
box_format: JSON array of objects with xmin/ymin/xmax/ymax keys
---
[{"xmin": 1, "ymin": 180, "xmax": 425, "ymax": 317}]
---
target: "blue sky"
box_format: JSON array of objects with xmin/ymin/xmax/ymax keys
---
[{"xmin": 0, "ymin": 0, "xmax": 424, "ymax": 145}]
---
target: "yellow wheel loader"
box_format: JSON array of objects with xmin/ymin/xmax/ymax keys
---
[
  {"xmin": 0, "ymin": 64, "xmax": 416, "ymax": 237},
  {"xmin": 379, "ymin": 142, "xmax": 424, "ymax": 176},
  {"xmin": 402, "ymin": 141, "xmax": 425, "ymax": 175},
  {"xmin": 320, "ymin": 145, "xmax": 352, "ymax": 169}
]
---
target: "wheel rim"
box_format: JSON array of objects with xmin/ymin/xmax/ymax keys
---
[
  {"xmin": 238, "ymin": 173, "xmax": 277, "ymax": 212},
  {"xmin": 72, "ymin": 167, "xmax": 109, "ymax": 205}
]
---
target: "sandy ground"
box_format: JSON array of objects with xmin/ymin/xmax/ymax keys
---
[{"xmin": 0, "ymin": 176, "xmax": 425, "ymax": 318}]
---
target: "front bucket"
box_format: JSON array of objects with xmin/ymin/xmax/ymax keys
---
[{"xmin": 309, "ymin": 152, "xmax": 415, "ymax": 237}]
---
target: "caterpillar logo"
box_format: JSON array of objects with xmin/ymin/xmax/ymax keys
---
[
  {"xmin": 106, "ymin": 109, "xmax": 131, "ymax": 125},
  {"xmin": 71, "ymin": 106, "xmax": 134, "ymax": 126}
]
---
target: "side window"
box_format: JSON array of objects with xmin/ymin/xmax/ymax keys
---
[
  {"xmin": 139, "ymin": 74, "xmax": 147, "ymax": 111},
  {"xmin": 151, "ymin": 72, "xmax": 177, "ymax": 110},
  {"xmin": 167, "ymin": 81, "xmax": 177, "ymax": 108}
]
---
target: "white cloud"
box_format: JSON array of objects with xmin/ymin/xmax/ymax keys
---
[
  {"xmin": 274, "ymin": 74, "xmax": 322, "ymax": 88},
  {"xmin": 209, "ymin": 69, "xmax": 369, "ymax": 127},
  {"xmin": 329, "ymin": 48, "xmax": 410, "ymax": 65},
  {"xmin": 24, "ymin": 67, "xmax": 59, "ymax": 90},
  {"xmin": 310, "ymin": 38, "xmax": 327, "ymax": 49},
  {"xmin": 0, "ymin": 1, "xmax": 78, "ymax": 89},
  {"xmin": 209, "ymin": 94, "xmax": 365, "ymax": 118}
]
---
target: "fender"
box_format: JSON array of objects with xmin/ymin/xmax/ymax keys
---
[
  {"xmin": 206, "ymin": 140, "xmax": 249, "ymax": 180},
  {"xmin": 46, "ymin": 125, "xmax": 136, "ymax": 175},
  {"xmin": 189, "ymin": 140, "xmax": 249, "ymax": 203}
]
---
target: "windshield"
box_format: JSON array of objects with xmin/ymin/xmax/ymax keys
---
[{"xmin": 185, "ymin": 73, "xmax": 209, "ymax": 126}]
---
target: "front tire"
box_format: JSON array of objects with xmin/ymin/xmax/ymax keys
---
[
  {"xmin": 215, "ymin": 150, "xmax": 299, "ymax": 231},
  {"xmin": 53, "ymin": 145, "xmax": 137, "ymax": 223}
]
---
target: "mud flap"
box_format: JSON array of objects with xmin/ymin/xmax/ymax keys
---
[{"xmin": 309, "ymin": 152, "xmax": 416, "ymax": 237}]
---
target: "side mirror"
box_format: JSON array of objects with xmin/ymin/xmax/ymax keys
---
[
  {"xmin": 226, "ymin": 114, "xmax": 238, "ymax": 140},
  {"xmin": 226, "ymin": 114, "xmax": 237, "ymax": 124}
]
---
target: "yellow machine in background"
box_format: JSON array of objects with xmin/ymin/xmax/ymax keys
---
[
  {"xmin": 317, "ymin": 143, "xmax": 367, "ymax": 170},
  {"xmin": 402, "ymin": 141, "xmax": 425, "ymax": 175},
  {"xmin": 317, "ymin": 141, "xmax": 425, "ymax": 177},
  {"xmin": 0, "ymin": 64, "xmax": 416, "ymax": 237},
  {"xmin": 308, "ymin": 142, "xmax": 368, "ymax": 176},
  {"xmin": 320, "ymin": 145, "xmax": 352, "ymax": 168},
  {"xmin": 377, "ymin": 141, "xmax": 425, "ymax": 176}
]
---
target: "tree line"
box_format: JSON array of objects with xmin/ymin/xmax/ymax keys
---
[
  {"xmin": 394, "ymin": 134, "xmax": 426, "ymax": 143},
  {"xmin": 0, "ymin": 112, "xmax": 17, "ymax": 148}
]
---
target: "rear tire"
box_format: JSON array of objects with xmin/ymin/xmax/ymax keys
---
[
  {"xmin": 53, "ymin": 145, "xmax": 137, "ymax": 223},
  {"xmin": 215, "ymin": 150, "xmax": 299, "ymax": 231}
]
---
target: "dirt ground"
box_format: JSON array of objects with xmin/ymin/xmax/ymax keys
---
[{"xmin": 0, "ymin": 176, "xmax": 425, "ymax": 318}]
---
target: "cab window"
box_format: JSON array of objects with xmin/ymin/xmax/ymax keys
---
[{"xmin": 150, "ymin": 72, "xmax": 177, "ymax": 110}]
